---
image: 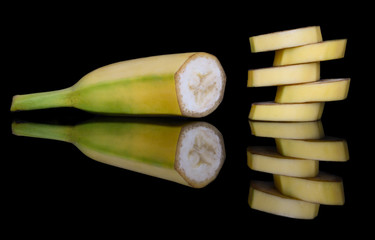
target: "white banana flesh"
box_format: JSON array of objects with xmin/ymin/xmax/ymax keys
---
[{"xmin": 176, "ymin": 122, "xmax": 225, "ymax": 188}]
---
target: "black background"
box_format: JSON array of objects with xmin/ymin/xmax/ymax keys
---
[{"xmin": 2, "ymin": 3, "xmax": 372, "ymax": 238}]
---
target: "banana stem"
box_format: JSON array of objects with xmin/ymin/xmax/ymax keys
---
[
  {"xmin": 10, "ymin": 88, "xmax": 73, "ymax": 112},
  {"xmin": 12, "ymin": 122, "xmax": 72, "ymax": 143}
]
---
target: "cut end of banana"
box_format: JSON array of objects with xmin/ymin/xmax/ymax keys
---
[
  {"xmin": 175, "ymin": 122, "xmax": 225, "ymax": 188},
  {"xmin": 175, "ymin": 52, "xmax": 226, "ymax": 118}
]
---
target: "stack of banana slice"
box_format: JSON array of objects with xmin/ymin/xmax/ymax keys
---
[
  {"xmin": 246, "ymin": 26, "xmax": 350, "ymax": 219},
  {"xmin": 247, "ymin": 121, "xmax": 349, "ymax": 219},
  {"xmin": 248, "ymin": 26, "xmax": 350, "ymax": 122}
]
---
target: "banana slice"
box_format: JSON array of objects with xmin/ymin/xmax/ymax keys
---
[
  {"xmin": 274, "ymin": 172, "xmax": 345, "ymax": 205},
  {"xmin": 274, "ymin": 39, "xmax": 347, "ymax": 66},
  {"xmin": 249, "ymin": 120, "xmax": 325, "ymax": 139},
  {"xmin": 275, "ymin": 78, "xmax": 351, "ymax": 103},
  {"xmin": 249, "ymin": 26, "xmax": 322, "ymax": 53},
  {"xmin": 247, "ymin": 146, "xmax": 319, "ymax": 177},
  {"xmin": 247, "ymin": 62, "xmax": 320, "ymax": 87},
  {"xmin": 249, "ymin": 102, "xmax": 324, "ymax": 122},
  {"xmin": 276, "ymin": 137, "xmax": 349, "ymax": 162},
  {"xmin": 249, "ymin": 180, "xmax": 320, "ymax": 219}
]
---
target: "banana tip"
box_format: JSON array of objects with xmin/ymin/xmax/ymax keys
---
[
  {"xmin": 11, "ymin": 122, "xmax": 19, "ymax": 136},
  {"xmin": 10, "ymin": 95, "xmax": 18, "ymax": 112}
]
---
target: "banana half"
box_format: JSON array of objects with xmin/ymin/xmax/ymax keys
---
[{"xmin": 10, "ymin": 53, "xmax": 226, "ymax": 118}]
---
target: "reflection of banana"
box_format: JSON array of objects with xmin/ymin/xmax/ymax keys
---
[
  {"xmin": 274, "ymin": 172, "xmax": 345, "ymax": 205},
  {"xmin": 247, "ymin": 146, "xmax": 319, "ymax": 177},
  {"xmin": 249, "ymin": 120, "xmax": 325, "ymax": 139},
  {"xmin": 248, "ymin": 121, "xmax": 348, "ymax": 218},
  {"xmin": 276, "ymin": 137, "xmax": 349, "ymax": 162},
  {"xmin": 249, "ymin": 180, "xmax": 319, "ymax": 219},
  {"xmin": 12, "ymin": 118, "xmax": 225, "ymax": 188}
]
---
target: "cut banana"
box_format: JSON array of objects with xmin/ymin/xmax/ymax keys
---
[
  {"xmin": 273, "ymin": 39, "xmax": 347, "ymax": 66},
  {"xmin": 249, "ymin": 26, "xmax": 322, "ymax": 53},
  {"xmin": 248, "ymin": 180, "xmax": 320, "ymax": 219},
  {"xmin": 11, "ymin": 52, "xmax": 226, "ymax": 118},
  {"xmin": 249, "ymin": 102, "xmax": 324, "ymax": 122},
  {"xmin": 276, "ymin": 137, "xmax": 349, "ymax": 162},
  {"xmin": 247, "ymin": 62, "xmax": 320, "ymax": 87},
  {"xmin": 275, "ymin": 78, "xmax": 351, "ymax": 103},
  {"xmin": 274, "ymin": 172, "xmax": 345, "ymax": 205},
  {"xmin": 249, "ymin": 120, "xmax": 325, "ymax": 139},
  {"xmin": 247, "ymin": 146, "xmax": 319, "ymax": 177}
]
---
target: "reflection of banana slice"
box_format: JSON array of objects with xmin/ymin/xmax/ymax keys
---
[
  {"xmin": 249, "ymin": 180, "xmax": 319, "ymax": 219},
  {"xmin": 274, "ymin": 39, "xmax": 347, "ymax": 66},
  {"xmin": 176, "ymin": 122, "xmax": 226, "ymax": 188},
  {"xmin": 249, "ymin": 102, "xmax": 325, "ymax": 122},
  {"xmin": 274, "ymin": 172, "xmax": 345, "ymax": 205},
  {"xmin": 249, "ymin": 26, "xmax": 322, "ymax": 53},
  {"xmin": 276, "ymin": 137, "xmax": 349, "ymax": 162},
  {"xmin": 247, "ymin": 146, "xmax": 318, "ymax": 177},
  {"xmin": 247, "ymin": 62, "xmax": 320, "ymax": 87},
  {"xmin": 275, "ymin": 78, "xmax": 351, "ymax": 103},
  {"xmin": 249, "ymin": 120, "xmax": 324, "ymax": 139}
]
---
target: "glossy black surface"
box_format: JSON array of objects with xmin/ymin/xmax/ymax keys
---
[{"xmin": 3, "ymin": 4, "xmax": 370, "ymax": 237}]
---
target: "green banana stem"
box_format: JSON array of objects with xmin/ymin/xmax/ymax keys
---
[
  {"xmin": 10, "ymin": 88, "xmax": 73, "ymax": 112},
  {"xmin": 12, "ymin": 122, "xmax": 72, "ymax": 143}
]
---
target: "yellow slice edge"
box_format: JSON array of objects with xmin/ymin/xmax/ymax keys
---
[
  {"xmin": 248, "ymin": 62, "xmax": 320, "ymax": 87},
  {"xmin": 249, "ymin": 120, "xmax": 325, "ymax": 139},
  {"xmin": 249, "ymin": 102, "xmax": 325, "ymax": 122},
  {"xmin": 273, "ymin": 39, "xmax": 347, "ymax": 66},
  {"xmin": 249, "ymin": 26, "xmax": 322, "ymax": 53},
  {"xmin": 275, "ymin": 78, "xmax": 351, "ymax": 103},
  {"xmin": 275, "ymin": 137, "xmax": 349, "ymax": 162},
  {"xmin": 247, "ymin": 146, "xmax": 319, "ymax": 177},
  {"xmin": 274, "ymin": 172, "xmax": 345, "ymax": 205}
]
